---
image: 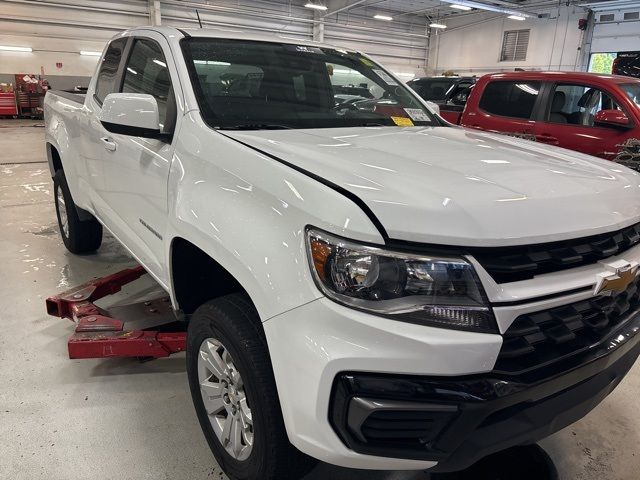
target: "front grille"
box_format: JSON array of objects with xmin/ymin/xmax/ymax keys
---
[
  {"xmin": 495, "ymin": 276, "xmax": 640, "ymax": 374},
  {"xmin": 360, "ymin": 410, "xmax": 452, "ymax": 447},
  {"xmin": 471, "ymin": 222, "xmax": 640, "ymax": 283}
]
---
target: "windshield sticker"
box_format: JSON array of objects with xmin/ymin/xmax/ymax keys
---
[
  {"xmin": 360, "ymin": 57, "xmax": 375, "ymax": 67},
  {"xmin": 404, "ymin": 108, "xmax": 431, "ymax": 122},
  {"xmin": 391, "ymin": 116, "xmax": 414, "ymax": 127},
  {"xmin": 373, "ymin": 69, "xmax": 398, "ymax": 86}
]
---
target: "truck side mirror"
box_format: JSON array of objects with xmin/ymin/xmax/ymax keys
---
[
  {"xmin": 594, "ymin": 109, "xmax": 631, "ymax": 129},
  {"xmin": 99, "ymin": 93, "xmax": 166, "ymax": 139}
]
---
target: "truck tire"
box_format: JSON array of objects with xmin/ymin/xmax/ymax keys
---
[
  {"xmin": 53, "ymin": 169, "xmax": 102, "ymax": 254},
  {"xmin": 187, "ymin": 294, "xmax": 316, "ymax": 480}
]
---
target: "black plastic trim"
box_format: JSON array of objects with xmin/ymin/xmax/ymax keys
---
[
  {"xmin": 100, "ymin": 121, "xmax": 171, "ymax": 141},
  {"xmin": 329, "ymin": 310, "xmax": 640, "ymax": 471},
  {"xmin": 177, "ymin": 28, "xmax": 191, "ymax": 38}
]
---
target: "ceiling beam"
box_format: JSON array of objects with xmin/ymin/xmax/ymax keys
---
[{"xmin": 322, "ymin": 0, "xmax": 369, "ymax": 17}]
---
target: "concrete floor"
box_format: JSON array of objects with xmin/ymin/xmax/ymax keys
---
[{"xmin": 1, "ymin": 121, "xmax": 639, "ymax": 480}]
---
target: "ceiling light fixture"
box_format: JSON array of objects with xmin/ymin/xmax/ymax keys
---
[
  {"xmin": 374, "ymin": 14, "xmax": 393, "ymax": 21},
  {"xmin": 430, "ymin": 23, "xmax": 448, "ymax": 29},
  {"xmin": 0, "ymin": 45, "xmax": 32, "ymax": 52},
  {"xmin": 305, "ymin": 3, "xmax": 327, "ymax": 10},
  {"xmin": 450, "ymin": 4, "xmax": 472, "ymax": 10},
  {"xmin": 508, "ymin": 15, "xmax": 526, "ymax": 20},
  {"xmin": 79, "ymin": 50, "xmax": 101, "ymax": 56},
  {"xmin": 439, "ymin": 0, "xmax": 533, "ymax": 18}
]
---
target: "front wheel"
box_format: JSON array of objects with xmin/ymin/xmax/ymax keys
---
[
  {"xmin": 186, "ymin": 294, "xmax": 316, "ymax": 480},
  {"xmin": 53, "ymin": 169, "xmax": 102, "ymax": 254}
]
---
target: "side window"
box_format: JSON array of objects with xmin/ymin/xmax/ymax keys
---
[
  {"xmin": 479, "ymin": 81, "xmax": 541, "ymax": 119},
  {"xmin": 122, "ymin": 38, "xmax": 175, "ymax": 133},
  {"xmin": 94, "ymin": 38, "xmax": 127, "ymax": 104},
  {"xmin": 547, "ymin": 84, "xmax": 622, "ymax": 126}
]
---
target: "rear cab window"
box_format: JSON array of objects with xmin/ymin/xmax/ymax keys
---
[
  {"xmin": 94, "ymin": 38, "xmax": 127, "ymax": 105},
  {"xmin": 478, "ymin": 80, "xmax": 541, "ymax": 119}
]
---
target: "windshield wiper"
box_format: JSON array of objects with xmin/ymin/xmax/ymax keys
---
[{"xmin": 217, "ymin": 123, "xmax": 294, "ymax": 130}]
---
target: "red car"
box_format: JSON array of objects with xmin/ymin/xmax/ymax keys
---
[{"xmin": 441, "ymin": 71, "xmax": 640, "ymax": 161}]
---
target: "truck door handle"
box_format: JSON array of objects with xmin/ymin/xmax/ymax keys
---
[
  {"xmin": 536, "ymin": 134, "xmax": 559, "ymax": 145},
  {"xmin": 100, "ymin": 137, "xmax": 117, "ymax": 151}
]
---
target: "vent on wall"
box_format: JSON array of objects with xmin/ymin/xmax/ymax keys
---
[
  {"xmin": 624, "ymin": 11, "xmax": 639, "ymax": 20},
  {"xmin": 500, "ymin": 29, "xmax": 530, "ymax": 62},
  {"xmin": 599, "ymin": 13, "xmax": 615, "ymax": 21}
]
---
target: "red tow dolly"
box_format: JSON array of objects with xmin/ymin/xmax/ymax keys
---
[{"xmin": 46, "ymin": 266, "xmax": 187, "ymax": 359}]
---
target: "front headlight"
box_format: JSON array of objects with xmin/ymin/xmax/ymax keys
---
[{"xmin": 306, "ymin": 228, "xmax": 496, "ymax": 333}]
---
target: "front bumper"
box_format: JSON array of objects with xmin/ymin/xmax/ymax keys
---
[
  {"xmin": 263, "ymin": 297, "xmax": 640, "ymax": 471},
  {"xmin": 331, "ymin": 310, "xmax": 640, "ymax": 472}
]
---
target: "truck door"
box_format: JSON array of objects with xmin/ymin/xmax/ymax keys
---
[
  {"xmin": 99, "ymin": 33, "xmax": 180, "ymax": 284},
  {"xmin": 532, "ymin": 82, "xmax": 633, "ymax": 159},
  {"xmin": 82, "ymin": 37, "xmax": 128, "ymax": 210},
  {"xmin": 461, "ymin": 80, "xmax": 541, "ymax": 142}
]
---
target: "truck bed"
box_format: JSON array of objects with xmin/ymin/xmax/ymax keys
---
[{"xmin": 48, "ymin": 90, "xmax": 86, "ymax": 105}]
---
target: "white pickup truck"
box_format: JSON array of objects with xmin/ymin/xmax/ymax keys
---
[{"xmin": 45, "ymin": 26, "xmax": 640, "ymax": 480}]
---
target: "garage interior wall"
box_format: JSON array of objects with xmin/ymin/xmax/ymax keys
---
[
  {"xmin": 428, "ymin": 4, "xmax": 590, "ymax": 76},
  {"xmin": 0, "ymin": 0, "xmax": 428, "ymax": 89}
]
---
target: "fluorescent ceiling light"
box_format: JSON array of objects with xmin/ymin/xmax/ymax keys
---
[
  {"xmin": 153, "ymin": 59, "xmax": 167, "ymax": 67},
  {"xmin": 508, "ymin": 15, "xmax": 526, "ymax": 20},
  {"xmin": 305, "ymin": 2, "xmax": 327, "ymax": 10},
  {"xmin": 374, "ymin": 14, "xmax": 393, "ymax": 21},
  {"xmin": 0, "ymin": 45, "xmax": 32, "ymax": 52},
  {"xmin": 439, "ymin": 0, "xmax": 532, "ymax": 18},
  {"xmin": 79, "ymin": 50, "xmax": 101, "ymax": 56},
  {"xmin": 430, "ymin": 23, "xmax": 447, "ymax": 29},
  {"xmin": 450, "ymin": 4, "xmax": 472, "ymax": 10}
]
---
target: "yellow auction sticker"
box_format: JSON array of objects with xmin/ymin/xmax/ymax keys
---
[{"xmin": 391, "ymin": 116, "xmax": 414, "ymax": 127}]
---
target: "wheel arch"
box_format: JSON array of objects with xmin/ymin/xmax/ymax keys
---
[
  {"xmin": 169, "ymin": 236, "xmax": 256, "ymax": 317},
  {"xmin": 46, "ymin": 142, "xmax": 63, "ymax": 176}
]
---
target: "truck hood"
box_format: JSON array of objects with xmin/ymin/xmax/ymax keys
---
[{"xmin": 223, "ymin": 126, "xmax": 640, "ymax": 246}]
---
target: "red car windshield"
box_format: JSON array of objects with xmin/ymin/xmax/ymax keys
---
[{"xmin": 621, "ymin": 83, "xmax": 640, "ymax": 107}]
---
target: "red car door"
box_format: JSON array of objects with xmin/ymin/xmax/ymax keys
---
[
  {"xmin": 532, "ymin": 82, "xmax": 636, "ymax": 159},
  {"xmin": 460, "ymin": 79, "xmax": 541, "ymax": 141}
]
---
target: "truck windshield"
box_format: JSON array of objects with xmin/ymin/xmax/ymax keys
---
[
  {"xmin": 182, "ymin": 38, "xmax": 438, "ymax": 130},
  {"xmin": 621, "ymin": 83, "xmax": 640, "ymax": 107}
]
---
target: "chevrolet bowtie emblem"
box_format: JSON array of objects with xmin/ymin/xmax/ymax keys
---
[{"xmin": 593, "ymin": 260, "xmax": 639, "ymax": 296}]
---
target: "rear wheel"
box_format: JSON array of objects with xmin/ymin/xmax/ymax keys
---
[
  {"xmin": 53, "ymin": 169, "xmax": 102, "ymax": 254},
  {"xmin": 187, "ymin": 294, "xmax": 316, "ymax": 480}
]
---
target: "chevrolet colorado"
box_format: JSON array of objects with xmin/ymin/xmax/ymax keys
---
[{"xmin": 44, "ymin": 27, "xmax": 640, "ymax": 480}]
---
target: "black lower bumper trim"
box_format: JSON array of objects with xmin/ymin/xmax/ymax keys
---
[{"xmin": 329, "ymin": 310, "xmax": 640, "ymax": 472}]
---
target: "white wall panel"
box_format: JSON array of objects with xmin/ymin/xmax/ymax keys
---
[{"xmin": 429, "ymin": 6, "xmax": 588, "ymax": 75}]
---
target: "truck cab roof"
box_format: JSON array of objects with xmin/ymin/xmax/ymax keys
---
[
  {"xmin": 480, "ymin": 70, "xmax": 640, "ymax": 86},
  {"xmin": 120, "ymin": 25, "xmax": 349, "ymax": 51}
]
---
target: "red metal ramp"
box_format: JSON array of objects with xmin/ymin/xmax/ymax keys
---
[{"xmin": 46, "ymin": 266, "xmax": 186, "ymax": 359}]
